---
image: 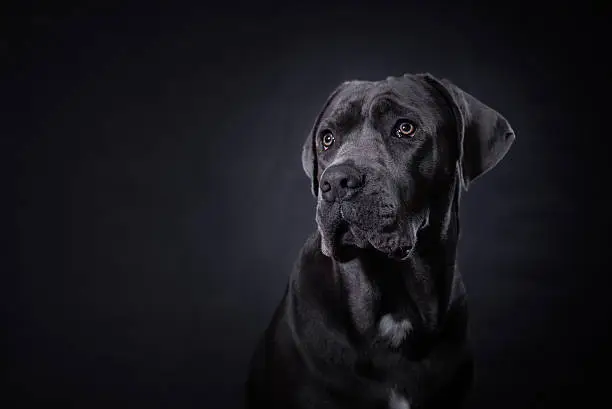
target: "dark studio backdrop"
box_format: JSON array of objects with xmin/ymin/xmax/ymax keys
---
[{"xmin": 2, "ymin": 1, "xmax": 611, "ymax": 408}]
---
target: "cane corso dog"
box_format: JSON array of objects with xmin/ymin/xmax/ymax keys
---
[{"xmin": 245, "ymin": 73, "xmax": 515, "ymax": 409}]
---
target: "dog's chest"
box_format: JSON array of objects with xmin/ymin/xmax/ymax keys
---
[
  {"xmin": 343, "ymin": 273, "xmax": 415, "ymax": 347},
  {"xmin": 377, "ymin": 313, "xmax": 413, "ymax": 347},
  {"xmin": 388, "ymin": 389, "xmax": 411, "ymax": 409},
  {"xmin": 343, "ymin": 268, "xmax": 381, "ymax": 333},
  {"xmin": 348, "ymin": 296, "xmax": 415, "ymax": 349}
]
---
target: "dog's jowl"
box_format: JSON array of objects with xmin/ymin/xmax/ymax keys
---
[{"xmin": 245, "ymin": 73, "xmax": 515, "ymax": 409}]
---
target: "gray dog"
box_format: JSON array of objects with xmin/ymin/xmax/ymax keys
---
[{"xmin": 245, "ymin": 73, "xmax": 515, "ymax": 409}]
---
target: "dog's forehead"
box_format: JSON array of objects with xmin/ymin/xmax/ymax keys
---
[{"xmin": 323, "ymin": 75, "xmax": 432, "ymax": 120}]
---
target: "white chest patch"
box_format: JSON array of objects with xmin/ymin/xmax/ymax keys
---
[
  {"xmin": 388, "ymin": 389, "xmax": 411, "ymax": 409},
  {"xmin": 378, "ymin": 314, "xmax": 413, "ymax": 347}
]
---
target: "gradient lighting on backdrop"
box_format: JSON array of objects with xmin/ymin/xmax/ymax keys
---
[{"xmin": 2, "ymin": 3, "xmax": 610, "ymax": 409}]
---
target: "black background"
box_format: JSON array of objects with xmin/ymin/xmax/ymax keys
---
[{"xmin": 2, "ymin": 1, "xmax": 611, "ymax": 408}]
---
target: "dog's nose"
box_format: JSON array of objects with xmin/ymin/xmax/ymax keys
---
[{"xmin": 320, "ymin": 164, "xmax": 364, "ymax": 202}]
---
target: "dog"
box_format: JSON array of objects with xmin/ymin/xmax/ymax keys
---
[{"xmin": 245, "ymin": 73, "xmax": 515, "ymax": 409}]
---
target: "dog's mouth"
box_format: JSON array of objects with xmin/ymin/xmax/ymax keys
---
[{"xmin": 319, "ymin": 201, "xmax": 428, "ymax": 262}]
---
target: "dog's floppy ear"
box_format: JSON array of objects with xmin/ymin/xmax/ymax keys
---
[
  {"xmin": 420, "ymin": 73, "xmax": 516, "ymax": 190},
  {"xmin": 301, "ymin": 81, "xmax": 350, "ymax": 197}
]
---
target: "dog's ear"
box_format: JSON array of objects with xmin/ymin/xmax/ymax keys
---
[
  {"xmin": 301, "ymin": 81, "xmax": 350, "ymax": 197},
  {"xmin": 420, "ymin": 73, "xmax": 516, "ymax": 190}
]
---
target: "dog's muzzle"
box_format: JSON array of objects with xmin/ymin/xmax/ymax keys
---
[{"xmin": 316, "ymin": 164, "xmax": 424, "ymax": 261}]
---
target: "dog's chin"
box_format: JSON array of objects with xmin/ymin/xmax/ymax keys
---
[
  {"xmin": 322, "ymin": 221, "xmax": 417, "ymax": 262},
  {"xmin": 320, "ymin": 221, "xmax": 366, "ymax": 262},
  {"xmin": 363, "ymin": 228, "xmax": 417, "ymax": 261},
  {"xmin": 317, "ymin": 201, "xmax": 429, "ymax": 262}
]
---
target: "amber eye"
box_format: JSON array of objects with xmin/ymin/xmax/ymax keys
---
[
  {"xmin": 395, "ymin": 121, "xmax": 416, "ymax": 138},
  {"xmin": 321, "ymin": 132, "xmax": 335, "ymax": 150}
]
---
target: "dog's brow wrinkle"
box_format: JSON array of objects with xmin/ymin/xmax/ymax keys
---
[
  {"xmin": 324, "ymin": 98, "xmax": 363, "ymax": 131},
  {"xmin": 369, "ymin": 99, "xmax": 391, "ymax": 118},
  {"xmin": 366, "ymin": 93, "xmax": 406, "ymax": 120}
]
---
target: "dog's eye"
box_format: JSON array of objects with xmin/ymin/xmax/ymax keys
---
[
  {"xmin": 395, "ymin": 121, "xmax": 417, "ymax": 138},
  {"xmin": 321, "ymin": 132, "xmax": 335, "ymax": 150}
]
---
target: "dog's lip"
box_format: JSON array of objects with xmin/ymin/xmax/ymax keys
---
[
  {"xmin": 336, "ymin": 221, "xmax": 368, "ymax": 248},
  {"xmin": 343, "ymin": 222, "xmax": 413, "ymax": 260},
  {"xmin": 339, "ymin": 200, "xmax": 398, "ymax": 231},
  {"xmin": 369, "ymin": 235, "xmax": 415, "ymax": 261},
  {"xmin": 330, "ymin": 226, "xmax": 414, "ymax": 261},
  {"xmin": 322, "ymin": 201, "xmax": 424, "ymax": 261},
  {"xmin": 388, "ymin": 244, "xmax": 414, "ymax": 261}
]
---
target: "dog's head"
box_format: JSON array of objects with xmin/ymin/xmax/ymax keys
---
[{"xmin": 302, "ymin": 73, "xmax": 515, "ymax": 261}]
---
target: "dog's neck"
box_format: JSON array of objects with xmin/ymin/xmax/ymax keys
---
[{"xmin": 330, "ymin": 174, "xmax": 462, "ymax": 341}]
